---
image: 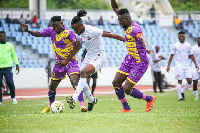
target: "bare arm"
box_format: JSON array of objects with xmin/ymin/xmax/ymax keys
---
[
  {"xmin": 190, "ymin": 54, "xmax": 199, "ymax": 70},
  {"xmin": 102, "ymin": 31, "xmax": 125, "ymax": 42},
  {"xmin": 22, "ymin": 23, "xmax": 42, "ymax": 37},
  {"xmin": 138, "ymin": 35, "xmax": 153, "ymax": 54},
  {"xmin": 111, "ymin": 0, "xmax": 120, "ymax": 14},
  {"xmin": 166, "ymin": 54, "xmax": 174, "ymax": 72}
]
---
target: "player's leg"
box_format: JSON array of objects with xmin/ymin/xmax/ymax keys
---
[
  {"xmin": 91, "ymin": 72, "xmax": 98, "ymax": 96},
  {"xmin": 157, "ymin": 71, "xmax": 163, "ymax": 93},
  {"xmin": 3, "ymin": 68, "xmax": 17, "ymax": 104},
  {"xmin": 193, "ymin": 79, "xmax": 198, "ymax": 100},
  {"xmin": 112, "ymin": 72, "xmax": 132, "ymax": 112},
  {"xmin": 153, "ymin": 71, "xmax": 158, "ymax": 93},
  {"xmin": 124, "ymin": 60, "xmax": 155, "ymax": 112},
  {"xmin": 175, "ymin": 67, "xmax": 184, "ymax": 100},
  {"xmin": 69, "ymin": 74, "xmax": 87, "ymax": 112},
  {"xmin": 181, "ymin": 68, "xmax": 193, "ymax": 100},
  {"xmin": 0, "ymin": 72, "xmax": 3, "ymax": 104}
]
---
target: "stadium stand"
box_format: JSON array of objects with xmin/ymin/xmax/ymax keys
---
[{"xmin": 1, "ymin": 18, "xmax": 177, "ymax": 68}]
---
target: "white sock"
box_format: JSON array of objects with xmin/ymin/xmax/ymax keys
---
[
  {"xmin": 83, "ymin": 82, "xmax": 94, "ymax": 103},
  {"xmin": 176, "ymin": 83, "xmax": 182, "ymax": 99},
  {"xmin": 72, "ymin": 78, "xmax": 86, "ymax": 101},
  {"xmin": 181, "ymin": 83, "xmax": 191, "ymax": 93},
  {"xmin": 193, "ymin": 91, "xmax": 198, "ymax": 99}
]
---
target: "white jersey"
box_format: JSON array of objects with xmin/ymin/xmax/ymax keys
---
[
  {"xmin": 191, "ymin": 45, "xmax": 200, "ymax": 72},
  {"xmin": 78, "ymin": 24, "xmax": 105, "ymax": 58},
  {"xmin": 171, "ymin": 41, "xmax": 193, "ymax": 68},
  {"xmin": 151, "ymin": 52, "xmax": 163, "ymax": 72}
]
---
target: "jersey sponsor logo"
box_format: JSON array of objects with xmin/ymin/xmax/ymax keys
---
[
  {"xmin": 131, "ymin": 73, "xmax": 136, "ymax": 77},
  {"xmin": 87, "ymin": 36, "xmax": 91, "ymax": 40}
]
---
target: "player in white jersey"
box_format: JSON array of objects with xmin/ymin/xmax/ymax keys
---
[
  {"xmin": 59, "ymin": 10, "xmax": 125, "ymax": 111},
  {"xmin": 191, "ymin": 36, "xmax": 200, "ymax": 100},
  {"xmin": 166, "ymin": 31, "xmax": 199, "ymax": 101}
]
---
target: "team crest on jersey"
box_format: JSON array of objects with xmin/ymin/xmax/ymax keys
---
[
  {"xmin": 87, "ymin": 36, "xmax": 91, "ymax": 40},
  {"xmin": 62, "ymin": 38, "xmax": 65, "ymax": 42},
  {"xmin": 131, "ymin": 73, "xmax": 136, "ymax": 77},
  {"xmin": 72, "ymin": 66, "xmax": 75, "ymax": 70}
]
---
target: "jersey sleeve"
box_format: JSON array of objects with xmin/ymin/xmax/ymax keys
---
[
  {"xmin": 171, "ymin": 44, "xmax": 176, "ymax": 54},
  {"xmin": 10, "ymin": 44, "xmax": 19, "ymax": 65},
  {"xmin": 68, "ymin": 31, "xmax": 77, "ymax": 47},
  {"xmin": 40, "ymin": 27, "xmax": 53, "ymax": 37},
  {"xmin": 90, "ymin": 26, "xmax": 103, "ymax": 37},
  {"xmin": 188, "ymin": 45, "xmax": 193, "ymax": 55},
  {"xmin": 131, "ymin": 26, "xmax": 143, "ymax": 37}
]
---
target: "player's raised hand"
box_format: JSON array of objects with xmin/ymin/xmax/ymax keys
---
[
  {"xmin": 22, "ymin": 23, "xmax": 28, "ymax": 32},
  {"xmin": 166, "ymin": 66, "xmax": 170, "ymax": 72}
]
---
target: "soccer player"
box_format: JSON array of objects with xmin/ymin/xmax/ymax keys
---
[
  {"xmin": 111, "ymin": 0, "xmax": 156, "ymax": 113},
  {"xmin": 81, "ymin": 49, "xmax": 98, "ymax": 96},
  {"xmin": 167, "ymin": 31, "xmax": 199, "ymax": 101},
  {"xmin": 191, "ymin": 36, "xmax": 200, "ymax": 100},
  {"xmin": 63, "ymin": 9, "xmax": 126, "ymax": 111},
  {"xmin": 22, "ymin": 16, "xmax": 87, "ymax": 113}
]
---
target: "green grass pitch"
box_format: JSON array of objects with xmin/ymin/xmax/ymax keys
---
[{"xmin": 0, "ymin": 90, "xmax": 199, "ymax": 133}]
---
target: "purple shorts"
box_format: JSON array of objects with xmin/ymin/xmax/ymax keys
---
[
  {"xmin": 118, "ymin": 54, "xmax": 149, "ymax": 85},
  {"xmin": 51, "ymin": 59, "xmax": 79, "ymax": 80}
]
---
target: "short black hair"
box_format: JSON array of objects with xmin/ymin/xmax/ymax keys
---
[
  {"xmin": 0, "ymin": 31, "xmax": 6, "ymax": 35},
  {"xmin": 118, "ymin": 8, "xmax": 129, "ymax": 15},
  {"xmin": 51, "ymin": 16, "xmax": 61, "ymax": 22},
  {"xmin": 178, "ymin": 31, "xmax": 185, "ymax": 35},
  {"xmin": 71, "ymin": 9, "xmax": 87, "ymax": 25}
]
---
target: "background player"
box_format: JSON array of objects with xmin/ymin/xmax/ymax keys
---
[
  {"xmin": 22, "ymin": 16, "xmax": 87, "ymax": 112},
  {"xmin": 111, "ymin": 0, "xmax": 156, "ymax": 113},
  {"xmin": 60, "ymin": 9, "xmax": 126, "ymax": 111},
  {"xmin": 167, "ymin": 31, "xmax": 199, "ymax": 101},
  {"xmin": 81, "ymin": 49, "xmax": 98, "ymax": 96},
  {"xmin": 191, "ymin": 36, "xmax": 200, "ymax": 100}
]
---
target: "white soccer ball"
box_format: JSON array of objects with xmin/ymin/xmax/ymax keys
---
[{"xmin": 51, "ymin": 101, "xmax": 64, "ymax": 113}]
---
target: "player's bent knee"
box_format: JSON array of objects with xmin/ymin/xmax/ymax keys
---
[
  {"xmin": 123, "ymin": 87, "xmax": 131, "ymax": 95},
  {"xmin": 80, "ymin": 71, "xmax": 87, "ymax": 78}
]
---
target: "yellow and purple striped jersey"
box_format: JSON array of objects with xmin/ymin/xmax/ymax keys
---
[{"xmin": 40, "ymin": 27, "xmax": 77, "ymax": 61}]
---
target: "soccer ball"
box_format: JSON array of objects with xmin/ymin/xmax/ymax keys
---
[{"xmin": 51, "ymin": 101, "xmax": 64, "ymax": 113}]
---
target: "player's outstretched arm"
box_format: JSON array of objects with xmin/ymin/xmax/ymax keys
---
[
  {"xmin": 111, "ymin": 0, "xmax": 120, "ymax": 14},
  {"xmin": 138, "ymin": 35, "xmax": 153, "ymax": 54},
  {"xmin": 166, "ymin": 54, "xmax": 174, "ymax": 72},
  {"xmin": 190, "ymin": 54, "xmax": 199, "ymax": 71},
  {"xmin": 22, "ymin": 23, "xmax": 42, "ymax": 37},
  {"xmin": 102, "ymin": 31, "xmax": 125, "ymax": 42}
]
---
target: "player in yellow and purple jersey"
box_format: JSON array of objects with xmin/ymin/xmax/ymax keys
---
[
  {"xmin": 111, "ymin": 0, "xmax": 156, "ymax": 113},
  {"xmin": 22, "ymin": 16, "xmax": 87, "ymax": 113}
]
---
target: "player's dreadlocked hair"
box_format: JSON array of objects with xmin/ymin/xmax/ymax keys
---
[
  {"xmin": 118, "ymin": 8, "xmax": 129, "ymax": 15},
  {"xmin": 71, "ymin": 9, "xmax": 87, "ymax": 25},
  {"xmin": 51, "ymin": 16, "xmax": 61, "ymax": 22}
]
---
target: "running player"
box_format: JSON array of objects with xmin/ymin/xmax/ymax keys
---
[
  {"xmin": 62, "ymin": 9, "xmax": 126, "ymax": 111},
  {"xmin": 167, "ymin": 31, "xmax": 199, "ymax": 101},
  {"xmin": 111, "ymin": 0, "xmax": 156, "ymax": 113},
  {"xmin": 191, "ymin": 36, "xmax": 200, "ymax": 100},
  {"xmin": 22, "ymin": 16, "xmax": 87, "ymax": 112}
]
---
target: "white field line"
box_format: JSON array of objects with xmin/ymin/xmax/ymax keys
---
[{"xmin": 3, "ymin": 88, "xmax": 177, "ymax": 100}]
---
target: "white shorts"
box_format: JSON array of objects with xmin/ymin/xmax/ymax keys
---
[
  {"xmin": 191, "ymin": 68, "xmax": 200, "ymax": 80},
  {"xmin": 80, "ymin": 55, "xmax": 106, "ymax": 73},
  {"xmin": 175, "ymin": 67, "xmax": 192, "ymax": 80}
]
